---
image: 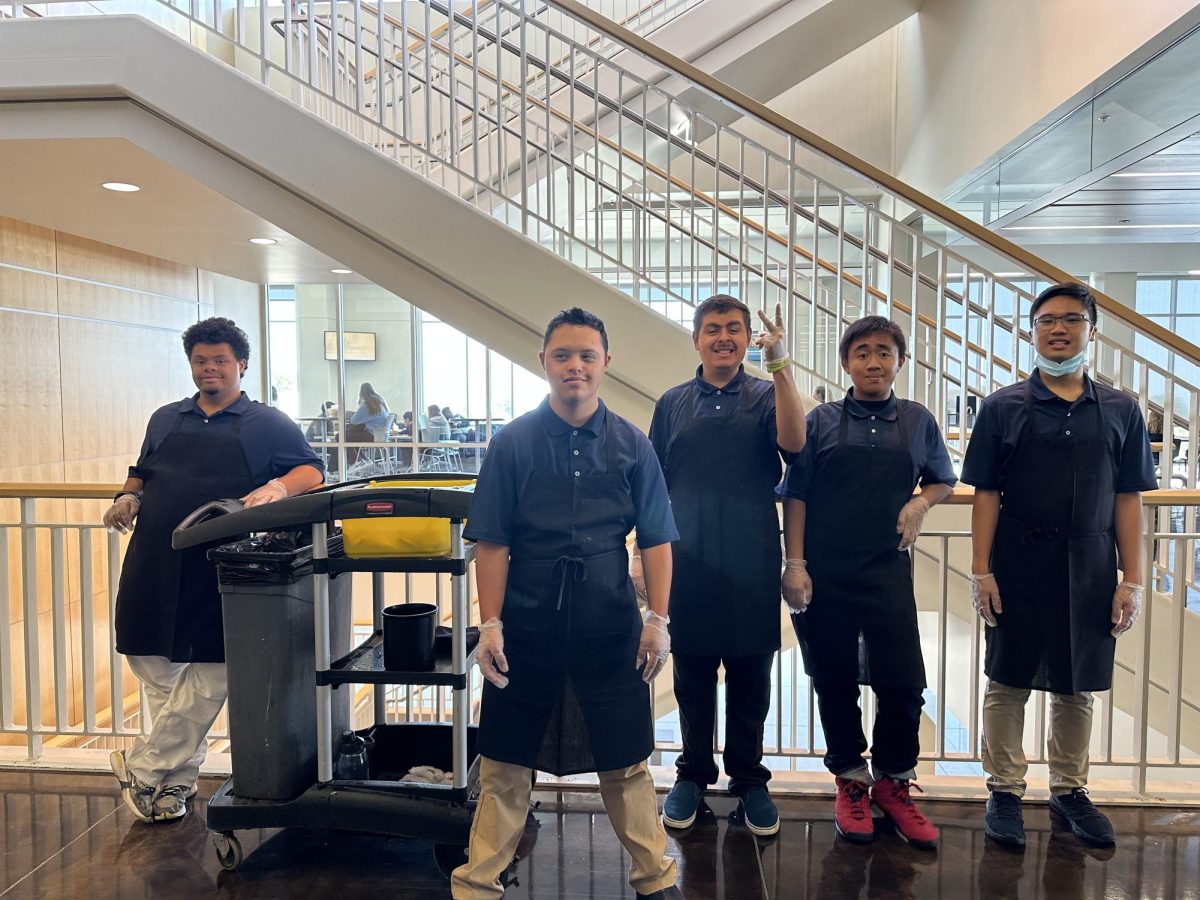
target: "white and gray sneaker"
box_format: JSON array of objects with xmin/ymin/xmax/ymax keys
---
[
  {"xmin": 152, "ymin": 783, "xmax": 197, "ymax": 821},
  {"xmin": 109, "ymin": 750, "xmax": 157, "ymax": 823}
]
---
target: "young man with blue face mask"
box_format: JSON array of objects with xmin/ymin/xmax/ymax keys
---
[{"xmin": 961, "ymin": 283, "xmax": 1156, "ymax": 851}]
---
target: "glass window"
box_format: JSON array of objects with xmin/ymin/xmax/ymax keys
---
[{"xmin": 1135, "ymin": 278, "xmax": 1173, "ymax": 314}]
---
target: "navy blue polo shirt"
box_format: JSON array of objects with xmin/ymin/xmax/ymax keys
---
[
  {"xmin": 464, "ymin": 398, "xmax": 678, "ymax": 549},
  {"xmin": 779, "ymin": 390, "xmax": 957, "ymax": 501},
  {"xmin": 960, "ymin": 370, "xmax": 1156, "ymax": 493},
  {"xmin": 649, "ymin": 365, "xmax": 789, "ymax": 483},
  {"xmin": 129, "ymin": 393, "xmax": 324, "ymax": 485}
]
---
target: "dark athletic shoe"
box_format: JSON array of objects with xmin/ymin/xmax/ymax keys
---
[
  {"xmin": 1049, "ymin": 788, "xmax": 1115, "ymax": 847},
  {"xmin": 984, "ymin": 791, "xmax": 1026, "ymax": 849}
]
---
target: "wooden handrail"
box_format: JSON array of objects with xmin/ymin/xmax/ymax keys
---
[
  {"xmin": 544, "ymin": 0, "xmax": 1200, "ymax": 366},
  {"xmin": 0, "ymin": 483, "xmax": 121, "ymax": 500}
]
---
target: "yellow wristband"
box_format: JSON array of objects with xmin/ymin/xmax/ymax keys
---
[{"xmin": 765, "ymin": 356, "xmax": 791, "ymax": 374}]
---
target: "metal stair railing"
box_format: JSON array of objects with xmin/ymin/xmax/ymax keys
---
[{"xmin": 4, "ymin": 0, "xmax": 1199, "ymax": 493}]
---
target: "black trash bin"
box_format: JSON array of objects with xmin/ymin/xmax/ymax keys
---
[{"xmin": 210, "ymin": 530, "xmax": 353, "ymax": 801}]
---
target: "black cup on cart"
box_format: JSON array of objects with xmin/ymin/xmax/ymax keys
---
[{"xmin": 383, "ymin": 602, "xmax": 437, "ymax": 670}]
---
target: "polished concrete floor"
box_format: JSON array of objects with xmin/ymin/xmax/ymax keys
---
[{"xmin": 0, "ymin": 771, "xmax": 1197, "ymax": 899}]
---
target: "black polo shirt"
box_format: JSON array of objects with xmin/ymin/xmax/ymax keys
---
[
  {"xmin": 650, "ymin": 364, "xmax": 791, "ymax": 487},
  {"xmin": 960, "ymin": 370, "xmax": 1157, "ymax": 493},
  {"xmin": 464, "ymin": 398, "xmax": 678, "ymax": 549},
  {"xmin": 130, "ymin": 393, "xmax": 324, "ymax": 486},
  {"xmin": 779, "ymin": 390, "xmax": 957, "ymax": 501}
]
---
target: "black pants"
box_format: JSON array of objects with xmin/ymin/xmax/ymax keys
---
[
  {"xmin": 813, "ymin": 679, "xmax": 924, "ymax": 777},
  {"xmin": 673, "ymin": 652, "xmax": 774, "ymax": 795}
]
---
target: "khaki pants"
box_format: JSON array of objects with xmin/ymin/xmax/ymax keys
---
[
  {"xmin": 982, "ymin": 680, "xmax": 1093, "ymax": 797},
  {"xmin": 125, "ymin": 655, "xmax": 228, "ymax": 789},
  {"xmin": 451, "ymin": 756, "xmax": 678, "ymax": 899}
]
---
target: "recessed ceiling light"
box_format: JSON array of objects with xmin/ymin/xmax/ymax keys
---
[
  {"xmin": 330, "ymin": 268, "xmax": 353, "ymax": 275},
  {"xmin": 1111, "ymin": 171, "xmax": 1200, "ymax": 178},
  {"xmin": 101, "ymin": 182, "xmax": 140, "ymax": 192},
  {"xmin": 248, "ymin": 237, "xmax": 277, "ymax": 245}
]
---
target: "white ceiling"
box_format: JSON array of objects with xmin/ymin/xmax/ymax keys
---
[
  {"xmin": 0, "ymin": 137, "xmax": 368, "ymax": 284},
  {"xmin": 1000, "ymin": 132, "xmax": 1200, "ymax": 244}
]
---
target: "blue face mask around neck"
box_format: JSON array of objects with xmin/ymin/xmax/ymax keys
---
[{"xmin": 1034, "ymin": 348, "xmax": 1088, "ymax": 377}]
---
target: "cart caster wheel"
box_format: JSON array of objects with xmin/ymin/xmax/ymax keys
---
[
  {"xmin": 212, "ymin": 831, "xmax": 243, "ymax": 871},
  {"xmin": 432, "ymin": 842, "xmax": 468, "ymax": 879}
]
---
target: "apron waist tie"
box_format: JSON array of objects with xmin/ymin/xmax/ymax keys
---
[
  {"xmin": 550, "ymin": 555, "xmax": 588, "ymax": 611},
  {"xmin": 1001, "ymin": 511, "xmax": 1113, "ymax": 544}
]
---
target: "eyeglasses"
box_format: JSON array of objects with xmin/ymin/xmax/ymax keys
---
[{"xmin": 1032, "ymin": 313, "xmax": 1090, "ymax": 331}]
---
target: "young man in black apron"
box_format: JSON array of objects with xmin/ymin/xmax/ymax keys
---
[
  {"xmin": 102, "ymin": 318, "xmax": 323, "ymax": 823},
  {"xmin": 962, "ymin": 283, "xmax": 1155, "ymax": 849},
  {"xmin": 647, "ymin": 295, "xmax": 806, "ymax": 835},
  {"xmin": 780, "ymin": 316, "xmax": 955, "ymax": 849},
  {"xmin": 452, "ymin": 308, "xmax": 681, "ymax": 900}
]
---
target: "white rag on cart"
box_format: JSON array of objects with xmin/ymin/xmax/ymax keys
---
[{"xmin": 401, "ymin": 765, "xmax": 455, "ymax": 785}]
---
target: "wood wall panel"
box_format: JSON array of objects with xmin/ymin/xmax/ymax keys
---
[
  {"xmin": 0, "ymin": 267, "xmax": 57, "ymax": 315},
  {"xmin": 54, "ymin": 232, "xmax": 198, "ymax": 301},
  {"xmin": 56, "ymin": 279, "xmax": 198, "ymax": 332},
  {"xmin": 58, "ymin": 318, "xmax": 181, "ymax": 464},
  {"xmin": 0, "ymin": 311, "xmax": 65, "ymax": 470},
  {"xmin": 0, "ymin": 214, "xmax": 56, "ymax": 270}
]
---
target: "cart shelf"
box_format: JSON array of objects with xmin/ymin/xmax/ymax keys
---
[{"xmin": 319, "ymin": 630, "xmax": 477, "ymax": 687}]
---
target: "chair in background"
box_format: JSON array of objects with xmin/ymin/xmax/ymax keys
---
[
  {"xmin": 348, "ymin": 413, "xmax": 399, "ymax": 477},
  {"xmin": 419, "ymin": 425, "xmax": 461, "ymax": 472}
]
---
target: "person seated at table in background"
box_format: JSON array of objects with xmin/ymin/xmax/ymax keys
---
[
  {"xmin": 393, "ymin": 411, "xmax": 415, "ymax": 467},
  {"xmin": 396, "ymin": 411, "xmax": 415, "ymax": 438},
  {"xmin": 304, "ymin": 400, "xmax": 339, "ymax": 440},
  {"xmin": 427, "ymin": 404, "xmax": 450, "ymax": 435},
  {"xmin": 347, "ymin": 383, "xmax": 389, "ymax": 463},
  {"xmin": 442, "ymin": 406, "xmax": 470, "ymax": 434}
]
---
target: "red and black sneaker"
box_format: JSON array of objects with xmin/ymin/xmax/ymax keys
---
[
  {"xmin": 870, "ymin": 776, "xmax": 939, "ymax": 850},
  {"xmin": 833, "ymin": 776, "xmax": 875, "ymax": 843}
]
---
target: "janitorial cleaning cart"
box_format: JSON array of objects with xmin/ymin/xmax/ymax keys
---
[{"xmin": 172, "ymin": 474, "xmax": 479, "ymax": 875}]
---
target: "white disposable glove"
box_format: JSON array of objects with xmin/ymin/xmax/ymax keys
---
[
  {"xmin": 636, "ymin": 611, "xmax": 671, "ymax": 683},
  {"xmin": 630, "ymin": 554, "xmax": 648, "ymax": 602},
  {"xmin": 970, "ymin": 572, "xmax": 1001, "ymax": 627},
  {"xmin": 241, "ymin": 478, "xmax": 288, "ymax": 508},
  {"xmin": 782, "ymin": 559, "xmax": 811, "ymax": 614},
  {"xmin": 1111, "ymin": 582, "xmax": 1143, "ymax": 637},
  {"xmin": 476, "ymin": 617, "xmax": 509, "ymax": 688},
  {"xmin": 103, "ymin": 494, "xmax": 140, "ymax": 535},
  {"xmin": 755, "ymin": 303, "xmax": 789, "ymax": 365},
  {"xmin": 896, "ymin": 496, "xmax": 931, "ymax": 551}
]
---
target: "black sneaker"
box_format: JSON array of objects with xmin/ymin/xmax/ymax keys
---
[
  {"xmin": 984, "ymin": 791, "xmax": 1025, "ymax": 849},
  {"xmin": 1049, "ymin": 788, "xmax": 1115, "ymax": 847}
]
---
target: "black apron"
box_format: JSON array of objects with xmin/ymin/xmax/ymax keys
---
[
  {"xmin": 114, "ymin": 409, "xmax": 257, "ymax": 663},
  {"xmin": 986, "ymin": 379, "xmax": 1117, "ymax": 693},
  {"xmin": 665, "ymin": 387, "xmax": 784, "ymax": 657},
  {"xmin": 793, "ymin": 398, "xmax": 926, "ymax": 689},
  {"xmin": 476, "ymin": 415, "xmax": 652, "ymax": 775}
]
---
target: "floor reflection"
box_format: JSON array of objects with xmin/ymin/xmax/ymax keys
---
[{"xmin": 1, "ymin": 773, "xmax": 1196, "ymax": 899}]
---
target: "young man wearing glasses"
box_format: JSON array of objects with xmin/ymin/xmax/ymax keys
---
[{"xmin": 961, "ymin": 282, "xmax": 1156, "ymax": 850}]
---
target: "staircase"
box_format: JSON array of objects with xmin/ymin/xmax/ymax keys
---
[{"xmin": 2, "ymin": 0, "xmax": 1198, "ymax": 485}]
